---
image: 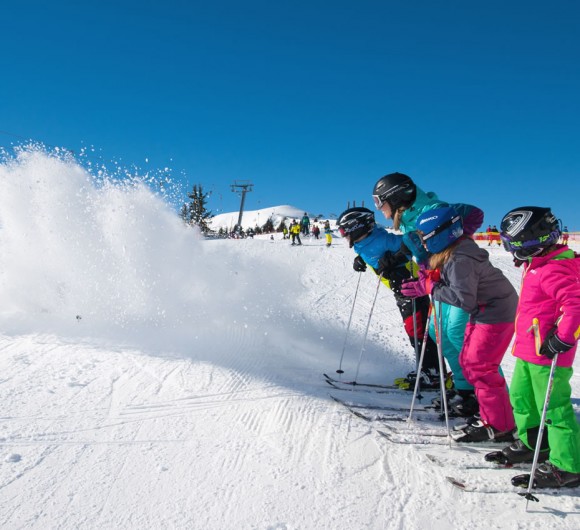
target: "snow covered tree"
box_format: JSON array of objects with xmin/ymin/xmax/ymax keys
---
[{"xmin": 184, "ymin": 184, "xmax": 213, "ymax": 234}]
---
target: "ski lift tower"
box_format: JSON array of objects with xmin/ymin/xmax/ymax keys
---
[{"xmin": 230, "ymin": 180, "xmax": 253, "ymax": 232}]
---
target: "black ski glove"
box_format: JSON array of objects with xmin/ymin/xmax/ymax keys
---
[
  {"xmin": 376, "ymin": 250, "xmax": 408, "ymax": 278},
  {"xmin": 353, "ymin": 255, "xmax": 367, "ymax": 272},
  {"xmin": 539, "ymin": 329, "xmax": 574, "ymax": 359}
]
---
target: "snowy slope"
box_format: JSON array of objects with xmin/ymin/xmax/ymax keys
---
[
  {"xmin": 209, "ymin": 205, "xmax": 334, "ymax": 232},
  {"xmin": 0, "ymin": 149, "xmax": 579, "ymax": 529},
  {"xmin": 210, "ymin": 205, "xmax": 306, "ymax": 231}
]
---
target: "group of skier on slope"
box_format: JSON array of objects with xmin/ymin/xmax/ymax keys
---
[
  {"xmin": 288, "ymin": 215, "xmax": 333, "ymax": 247},
  {"xmin": 335, "ymin": 172, "xmax": 580, "ymax": 490}
]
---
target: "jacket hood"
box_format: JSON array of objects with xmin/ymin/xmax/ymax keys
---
[
  {"xmin": 400, "ymin": 187, "xmax": 446, "ymax": 231},
  {"xmin": 452, "ymin": 237, "xmax": 489, "ymax": 263},
  {"xmin": 526, "ymin": 245, "xmax": 574, "ymax": 269}
]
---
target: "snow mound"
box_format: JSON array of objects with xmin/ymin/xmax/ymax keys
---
[{"xmin": 210, "ymin": 205, "xmax": 329, "ymax": 231}]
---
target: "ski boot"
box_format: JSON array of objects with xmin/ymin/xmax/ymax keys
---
[
  {"xmin": 394, "ymin": 369, "xmax": 451, "ymax": 391},
  {"xmin": 485, "ymin": 439, "xmax": 549, "ymax": 466},
  {"xmin": 512, "ymin": 461, "xmax": 580, "ymax": 489},
  {"xmin": 453, "ymin": 413, "xmax": 481, "ymax": 432},
  {"xmin": 432, "ymin": 389, "xmax": 478, "ymax": 418},
  {"xmin": 451, "ymin": 420, "xmax": 516, "ymax": 443}
]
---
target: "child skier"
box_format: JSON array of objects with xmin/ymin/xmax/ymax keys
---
[
  {"xmin": 337, "ymin": 207, "xmax": 442, "ymax": 388},
  {"xmin": 290, "ymin": 220, "xmax": 302, "ymax": 245},
  {"xmin": 401, "ymin": 206, "xmax": 518, "ymax": 442},
  {"xmin": 324, "ymin": 220, "xmax": 332, "ymax": 247},
  {"xmin": 372, "ymin": 172, "xmax": 484, "ymax": 416},
  {"xmin": 312, "ymin": 224, "xmax": 320, "ymax": 239},
  {"xmin": 487, "ymin": 207, "xmax": 580, "ymax": 489}
]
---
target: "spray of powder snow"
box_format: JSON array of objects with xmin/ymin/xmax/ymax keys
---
[{"xmin": 0, "ymin": 146, "xmax": 294, "ymax": 351}]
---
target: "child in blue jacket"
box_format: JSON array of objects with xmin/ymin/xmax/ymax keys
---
[{"xmin": 337, "ymin": 207, "xmax": 441, "ymax": 388}]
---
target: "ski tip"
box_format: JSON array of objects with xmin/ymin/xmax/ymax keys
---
[
  {"xmin": 352, "ymin": 410, "xmax": 372, "ymax": 421},
  {"xmin": 425, "ymin": 454, "xmax": 441, "ymax": 466},
  {"xmin": 446, "ymin": 476, "xmax": 467, "ymax": 489}
]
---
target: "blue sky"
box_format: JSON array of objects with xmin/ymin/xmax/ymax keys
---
[{"xmin": 1, "ymin": 0, "xmax": 579, "ymax": 228}]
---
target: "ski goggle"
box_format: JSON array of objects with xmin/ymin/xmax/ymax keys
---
[
  {"xmin": 500, "ymin": 228, "xmax": 560, "ymax": 256},
  {"xmin": 420, "ymin": 215, "xmax": 462, "ymax": 243},
  {"xmin": 338, "ymin": 226, "xmax": 348, "ymax": 238},
  {"xmin": 372, "ymin": 195, "xmax": 386, "ymax": 209}
]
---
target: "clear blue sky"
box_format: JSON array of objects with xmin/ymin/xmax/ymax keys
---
[{"xmin": 1, "ymin": 0, "xmax": 579, "ymax": 227}]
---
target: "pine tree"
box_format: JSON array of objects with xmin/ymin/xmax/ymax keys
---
[
  {"xmin": 262, "ymin": 215, "xmax": 275, "ymax": 233},
  {"xmin": 179, "ymin": 204, "xmax": 189, "ymax": 224},
  {"xmin": 185, "ymin": 184, "xmax": 214, "ymax": 234},
  {"xmin": 276, "ymin": 216, "xmax": 287, "ymax": 233}
]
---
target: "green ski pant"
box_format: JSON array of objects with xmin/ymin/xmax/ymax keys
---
[{"xmin": 510, "ymin": 358, "xmax": 580, "ymax": 473}]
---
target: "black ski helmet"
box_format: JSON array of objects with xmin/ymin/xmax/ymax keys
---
[
  {"xmin": 337, "ymin": 207, "xmax": 375, "ymax": 247},
  {"xmin": 372, "ymin": 172, "xmax": 417, "ymax": 211},
  {"xmin": 500, "ymin": 206, "xmax": 561, "ymax": 260}
]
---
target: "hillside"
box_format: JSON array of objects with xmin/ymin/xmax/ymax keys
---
[{"xmin": 210, "ymin": 205, "xmax": 334, "ymax": 232}]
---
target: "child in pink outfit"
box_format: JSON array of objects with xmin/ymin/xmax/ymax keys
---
[{"xmin": 402, "ymin": 206, "xmax": 518, "ymax": 442}]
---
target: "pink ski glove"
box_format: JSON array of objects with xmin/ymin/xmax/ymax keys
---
[{"xmin": 401, "ymin": 269, "xmax": 440, "ymax": 299}]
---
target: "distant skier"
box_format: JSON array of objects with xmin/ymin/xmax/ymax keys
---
[
  {"xmin": 403, "ymin": 206, "xmax": 518, "ymax": 442},
  {"xmin": 562, "ymin": 226, "xmax": 569, "ymax": 245},
  {"xmin": 290, "ymin": 220, "xmax": 302, "ymax": 245},
  {"xmin": 491, "ymin": 225, "xmax": 501, "ymax": 246},
  {"xmin": 488, "ymin": 207, "xmax": 580, "ymax": 489},
  {"xmin": 324, "ymin": 220, "xmax": 332, "ymax": 247},
  {"xmin": 486, "ymin": 225, "xmax": 493, "ymax": 246},
  {"xmin": 312, "ymin": 224, "xmax": 320, "ymax": 240},
  {"xmin": 301, "ymin": 213, "xmax": 310, "ymax": 235}
]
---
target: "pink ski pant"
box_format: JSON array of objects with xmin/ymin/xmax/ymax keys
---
[{"xmin": 460, "ymin": 322, "xmax": 516, "ymax": 432}]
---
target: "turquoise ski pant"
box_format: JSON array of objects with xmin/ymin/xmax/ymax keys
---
[
  {"xmin": 510, "ymin": 358, "xmax": 580, "ymax": 473},
  {"xmin": 428, "ymin": 302, "xmax": 473, "ymax": 391}
]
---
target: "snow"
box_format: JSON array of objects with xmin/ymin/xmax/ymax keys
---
[
  {"xmin": 210, "ymin": 205, "xmax": 329, "ymax": 232},
  {"xmin": 0, "ymin": 148, "xmax": 579, "ymax": 529}
]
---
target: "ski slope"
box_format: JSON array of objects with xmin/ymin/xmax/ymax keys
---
[{"xmin": 0, "ymin": 149, "xmax": 578, "ymax": 529}]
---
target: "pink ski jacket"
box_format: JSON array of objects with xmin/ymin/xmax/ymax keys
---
[{"xmin": 511, "ymin": 246, "xmax": 580, "ymax": 367}]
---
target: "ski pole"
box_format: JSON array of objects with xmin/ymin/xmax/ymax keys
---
[
  {"xmin": 412, "ymin": 298, "xmax": 421, "ymax": 393},
  {"xmin": 336, "ymin": 272, "xmax": 363, "ymax": 375},
  {"xmin": 520, "ymin": 353, "xmax": 559, "ymax": 507},
  {"xmin": 353, "ymin": 273, "xmax": 383, "ymax": 383},
  {"xmin": 432, "ymin": 299, "xmax": 451, "ymax": 441},
  {"xmin": 408, "ymin": 303, "xmax": 433, "ymax": 422},
  {"xmin": 520, "ymin": 315, "xmax": 563, "ymax": 506}
]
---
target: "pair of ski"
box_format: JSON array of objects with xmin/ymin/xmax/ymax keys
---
[
  {"xmin": 330, "ymin": 392, "xmax": 573, "ymax": 498},
  {"xmin": 324, "ymin": 373, "xmax": 406, "ymax": 394},
  {"xmin": 330, "ymin": 392, "xmax": 480, "ymax": 445},
  {"xmin": 324, "ymin": 371, "xmax": 443, "ymax": 421},
  {"xmin": 323, "ymin": 372, "xmax": 437, "ymax": 394},
  {"xmin": 328, "ymin": 394, "xmax": 438, "ymax": 422}
]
